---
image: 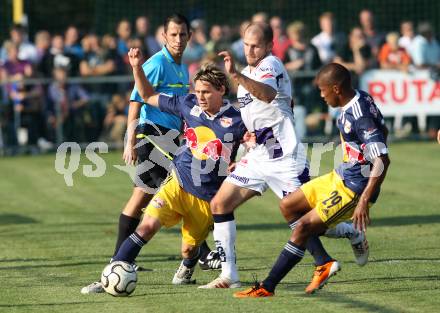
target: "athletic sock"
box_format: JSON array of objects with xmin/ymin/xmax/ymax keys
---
[
  {"xmin": 199, "ymin": 240, "xmax": 211, "ymax": 261},
  {"xmin": 262, "ymin": 241, "xmax": 305, "ymax": 293},
  {"xmin": 183, "ymin": 247, "xmax": 201, "ymax": 268},
  {"xmin": 113, "ymin": 214, "xmax": 140, "ymax": 256},
  {"xmin": 112, "ymin": 232, "xmax": 147, "ymax": 264},
  {"xmin": 212, "ymin": 213, "xmax": 238, "ymax": 281},
  {"xmin": 325, "ymin": 222, "xmax": 359, "ymax": 242},
  {"xmin": 289, "ymin": 219, "xmax": 332, "ymax": 266}
]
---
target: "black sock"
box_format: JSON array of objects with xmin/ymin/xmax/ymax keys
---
[
  {"xmin": 113, "ymin": 214, "xmax": 140, "ymax": 256},
  {"xmin": 199, "ymin": 241, "xmax": 211, "ymax": 261},
  {"xmin": 113, "ymin": 232, "xmax": 147, "ymax": 263},
  {"xmin": 306, "ymin": 236, "xmax": 332, "ymax": 266},
  {"xmin": 262, "ymin": 241, "xmax": 305, "ymax": 293},
  {"xmin": 183, "ymin": 247, "xmax": 201, "ymax": 268},
  {"xmin": 288, "ymin": 219, "xmax": 332, "ymax": 266}
]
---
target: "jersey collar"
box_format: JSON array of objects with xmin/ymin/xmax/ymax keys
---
[
  {"xmin": 341, "ymin": 90, "xmax": 360, "ymax": 112},
  {"xmin": 162, "ymin": 46, "xmax": 176, "ymax": 64},
  {"xmin": 203, "ymin": 100, "xmax": 232, "ymax": 120}
]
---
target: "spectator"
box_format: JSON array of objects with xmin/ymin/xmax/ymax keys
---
[
  {"xmin": 205, "ymin": 24, "xmax": 223, "ymax": 54},
  {"xmin": 64, "ymin": 26, "xmax": 84, "ymax": 59},
  {"xmin": 34, "ymin": 30, "xmax": 51, "ymax": 64},
  {"xmin": 408, "ymin": 22, "xmax": 440, "ymax": 140},
  {"xmin": 182, "ymin": 22, "xmax": 206, "ymax": 69},
  {"xmin": 311, "ymin": 12, "xmax": 346, "ymax": 64},
  {"xmin": 39, "ymin": 34, "xmax": 80, "ymax": 77},
  {"xmin": 1, "ymin": 24, "xmax": 38, "ymax": 64},
  {"xmin": 155, "ymin": 25, "xmax": 166, "ymax": 47},
  {"xmin": 378, "ymin": 32, "xmax": 411, "ymax": 71},
  {"xmin": 334, "ymin": 27, "xmax": 372, "ymax": 78},
  {"xmin": 80, "ymin": 34, "xmax": 118, "ymax": 77},
  {"xmin": 408, "ymin": 22, "xmax": 440, "ymax": 69},
  {"xmin": 0, "ymin": 41, "xmax": 33, "ymax": 88},
  {"xmin": 284, "ymin": 21, "xmax": 322, "ymax": 139},
  {"xmin": 284, "ymin": 22, "xmax": 321, "ymax": 72},
  {"xmin": 0, "ymin": 41, "xmax": 33, "ymax": 148},
  {"xmin": 102, "ymin": 93, "xmax": 128, "ymax": 146},
  {"xmin": 116, "ymin": 19, "xmax": 132, "ymax": 58},
  {"xmin": 251, "ymin": 12, "xmax": 268, "ymax": 24},
  {"xmin": 270, "ymin": 16, "xmax": 290, "ymax": 61},
  {"xmin": 398, "ymin": 21, "xmax": 415, "ymax": 51},
  {"xmin": 231, "ymin": 20, "xmax": 250, "ymax": 66},
  {"xmin": 135, "ymin": 16, "xmax": 161, "ymax": 57},
  {"xmin": 47, "ymin": 66, "xmax": 89, "ymax": 142},
  {"xmin": 79, "ymin": 32, "xmax": 119, "ymax": 132},
  {"xmin": 359, "ymin": 9, "xmax": 385, "ymax": 60},
  {"xmin": 190, "ymin": 19, "xmax": 207, "ymax": 46}
]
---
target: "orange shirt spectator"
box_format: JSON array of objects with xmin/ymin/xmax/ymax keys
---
[{"xmin": 378, "ymin": 32, "xmax": 411, "ymax": 71}]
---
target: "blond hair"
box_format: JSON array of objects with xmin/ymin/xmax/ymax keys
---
[{"xmin": 193, "ymin": 63, "xmax": 230, "ymax": 95}]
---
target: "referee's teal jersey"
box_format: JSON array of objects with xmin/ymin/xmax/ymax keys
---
[{"xmin": 130, "ymin": 46, "xmax": 190, "ymax": 130}]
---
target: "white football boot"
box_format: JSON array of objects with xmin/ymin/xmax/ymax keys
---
[
  {"xmin": 325, "ymin": 222, "xmax": 369, "ymax": 266},
  {"xmin": 198, "ymin": 276, "xmax": 241, "ymax": 289},
  {"xmin": 350, "ymin": 230, "xmax": 369, "ymax": 266},
  {"xmin": 172, "ymin": 261, "xmax": 196, "ymax": 285},
  {"xmin": 81, "ymin": 281, "xmax": 104, "ymax": 294}
]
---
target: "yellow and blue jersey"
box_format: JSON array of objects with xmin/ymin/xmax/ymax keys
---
[
  {"xmin": 158, "ymin": 93, "xmax": 246, "ymax": 201},
  {"xmin": 336, "ymin": 90, "xmax": 388, "ymax": 202},
  {"xmin": 130, "ymin": 46, "xmax": 190, "ymax": 131}
]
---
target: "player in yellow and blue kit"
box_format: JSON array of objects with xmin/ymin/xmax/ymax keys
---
[
  {"xmin": 81, "ymin": 14, "xmax": 217, "ymax": 295},
  {"xmin": 111, "ymin": 48, "xmax": 246, "ymax": 285},
  {"xmin": 234, "ymin": 63, "xmax": 391, "ymax": 298}
]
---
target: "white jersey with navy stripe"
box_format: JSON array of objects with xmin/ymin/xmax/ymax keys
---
[
  {"xmin": 236, "ymin": 54, "xmax": 300, "ymax": 160},
  {"xmin": 336, "ymin": 89, "xmax": 388, "ymax": 201}
]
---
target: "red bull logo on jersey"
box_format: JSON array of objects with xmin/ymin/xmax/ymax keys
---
[
  {"xmin": 343, "ymin": 142, "xmax": 367, "ymax": 164},
  {"xmin": 183, "ymin": 124, "xmax": 231, "ymax": 162}
]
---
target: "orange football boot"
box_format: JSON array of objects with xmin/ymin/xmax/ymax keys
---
[
  {"xmin": 233, "ymin": 283, "xmax": 274, "ymax": 298},
  {"xmin": 305, "ymin": 260, "xmax": 341, "ymax": 294}
]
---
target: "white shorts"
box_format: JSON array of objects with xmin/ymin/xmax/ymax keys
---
[{"xmin": 225, "ymin": 151, "xmax": 310, "ymax": 199}]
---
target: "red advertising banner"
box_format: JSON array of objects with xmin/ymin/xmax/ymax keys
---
[{"xmin": 360, "ymin": 70, "xmax": 440, "ymax": 117}]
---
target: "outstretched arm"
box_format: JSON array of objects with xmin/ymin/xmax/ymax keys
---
[
  {"xmin": 128, "ymin": 48, "xmax": 160, "ymax": 106},
  {"xmin": 218, "ymin": 51, "xmax": 276, "ymax": 103}
]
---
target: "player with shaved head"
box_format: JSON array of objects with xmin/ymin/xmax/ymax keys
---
[
  {"xmin": 234, "ymin": 63, "xmax": 390, "ymax": 298},
  {"xmin": 200, "ymin": 24, "xmax": 367, "ymax": 290}
]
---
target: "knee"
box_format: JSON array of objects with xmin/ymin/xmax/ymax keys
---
[
  {"xmin": 293, "ymin": 219, "xmax": 312, "ymax": 238},
  {"xmin": 279, "ymin": 197, "xmax": 292, "ymax": 219},
  {"xmin": 136, "ymin": 217, "xmax": 160, "ymax": 239},
  {"xmin": 210, "ymin": 197, "xmax": 227, "ymax": 215}
]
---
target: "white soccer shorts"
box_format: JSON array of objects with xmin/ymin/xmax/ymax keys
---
[{"xmin": 225, "ymin": 151, "xmax": 310, "ymax": 199}]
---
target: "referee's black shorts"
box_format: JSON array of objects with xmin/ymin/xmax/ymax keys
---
[{"xmin": 134, "ymin": 123, "xmax": 179, "ymax": 189}]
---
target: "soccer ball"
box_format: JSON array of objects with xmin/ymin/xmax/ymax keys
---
[{"xmin": 101, "ymin": 261, "xmax": 137, "ymax": 296}]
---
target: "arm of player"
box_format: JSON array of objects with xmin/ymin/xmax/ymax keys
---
[
  {"xmin": 128, "ymin": 48, "xmax": 160, "ymax": 107},
  {"xmin": 352, "ymin": 154, "xmax": 390, "ymax": 232},
  {"xmin": 122, "ymin": 101, "xmax": 142, "ymax": 165},
  {"xmin": 219, "ymin": 51, "xmax": 276, "ymax": 103}
]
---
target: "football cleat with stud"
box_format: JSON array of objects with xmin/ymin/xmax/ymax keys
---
[
  {"xmin": 233, "ymin": 283, "xmax": 274, "ymax": 298},
  {"xmin": 172, "ymin": 261, "xmax": 196, "ymax": 285},
  {"xmin": 80, "ymin": 281, "xmax": 105, "ymax": 294},
  {"xmin": 198, "ymin": 276, "xmax": 241, "ymax": 289},
  {"xmin": 198, "ymin": 251, "xmax": 222, "ymax": 270},
  {"xmin": 351, "ymin": 231, "xmax": 369, "ymax": 266},
  {"xmin": 305, "ymin": 260, "xmax": 341, "ymax": 294}
]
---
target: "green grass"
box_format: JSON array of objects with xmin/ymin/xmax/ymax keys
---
[{"xmin": 0, "ymin": 142, "xmax": 439, "ymax": 313}]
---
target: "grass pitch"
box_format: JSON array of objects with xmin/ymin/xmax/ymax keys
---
[{"xmin": 0, "ymin": 142, "xmax": 439, "ymax": 313}]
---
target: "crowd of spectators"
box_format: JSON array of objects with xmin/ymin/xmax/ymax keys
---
[{"xmin": 1, "ymin": 10, "xmax": 440, "ymax": 153}]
